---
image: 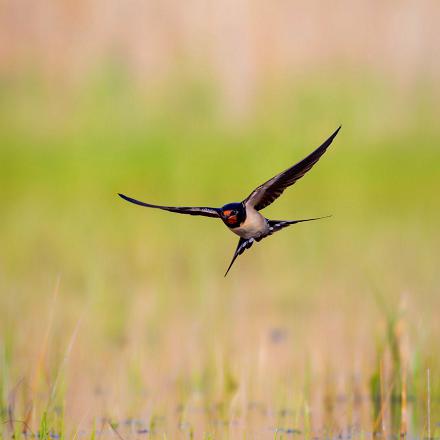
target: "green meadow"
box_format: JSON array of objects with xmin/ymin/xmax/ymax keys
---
[{"xmin": 0, "ymin": 71, "xmax": 439, "ymax": 438}]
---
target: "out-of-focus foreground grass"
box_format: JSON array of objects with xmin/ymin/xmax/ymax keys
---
[{"xmin": 0, "ymin": 71, "xmax": 439, "ymax": 438}]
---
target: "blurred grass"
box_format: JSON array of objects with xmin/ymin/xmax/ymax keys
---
[{"xmin": 0, "ymin": 70, "xmax": 439, "ymax": 437}]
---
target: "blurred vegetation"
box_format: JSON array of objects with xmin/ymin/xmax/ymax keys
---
[{"xmin": 0, "ymin": 68, "xmax": 439, "ymax": 438}]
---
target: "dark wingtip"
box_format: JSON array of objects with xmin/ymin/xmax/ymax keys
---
[
  {"xmin": 318, "ymin": 126, "xmax": 341, "ymax": 151},
  {"xmin": 332, "ymin": 125, "xmax": 342, "ymax": 138},
  {"xmin": 118, "ymin": 193, "xmax": 143, "ymax": 206},
  {"xmin": 118, "ymin": 193, "xmax": 136, "ymax": 204}
]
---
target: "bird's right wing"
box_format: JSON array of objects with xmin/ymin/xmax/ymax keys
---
[
  {"xmin": 224, "ymin": 237, "xmax": 255, "ymax": 277},
  {"xmin": 244, "ymin": 126, "xmax": 341, "ymax": 211},
  {"xmin": 118, "ymin": 193, "xmax": 220, "ymax": 218}
]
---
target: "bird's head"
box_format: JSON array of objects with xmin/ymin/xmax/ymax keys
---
[{"xmin": 220, "ymin": 202, "xmax": 246, "ymax": 228}]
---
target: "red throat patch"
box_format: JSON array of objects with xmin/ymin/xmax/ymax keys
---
[{"xmin": 226, "ymin": 215, "xmax": 238, "ymax": 225}]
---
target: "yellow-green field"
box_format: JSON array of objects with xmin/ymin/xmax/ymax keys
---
[{"xmin": 1, "ymin": 67, "xmax": 440, "ymax": 438}]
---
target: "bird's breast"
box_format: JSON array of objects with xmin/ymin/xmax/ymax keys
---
[{"xmin": 231, "ymin": 209, "xmax": 268, "ymax": 239}]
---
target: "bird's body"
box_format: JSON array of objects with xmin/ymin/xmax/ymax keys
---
[
  {"xmin": 228, "ymin": 204, "xmax": 268, "ymax": 239},
  {"xmin": 119, "ymin": 126, "xmax": 341, "ymax": 275}
]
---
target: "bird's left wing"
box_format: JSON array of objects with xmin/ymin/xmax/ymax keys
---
[
  {"xmin": 244, "ymin": 126, "xmax": 341, "ymax": 211},
  {"xmin": 224, "ymin": 237, "xmax": 255, "ymax": 277},
  {"xmin": 119, "ymin": 193, "xmax": 220, "ymax": 218}
]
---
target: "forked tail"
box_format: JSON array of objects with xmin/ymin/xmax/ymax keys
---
[{"xmin": 267, "ymin": 215, "xmax": 331, "ymax": 233}]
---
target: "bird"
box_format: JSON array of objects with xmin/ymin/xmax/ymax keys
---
[{"xmin": 119, "ymin": 126, "xmax": 340, "ymax": 276}]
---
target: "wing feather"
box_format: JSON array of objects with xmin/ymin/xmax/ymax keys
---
[
  {"xmin": 118, "ymin": 193, "xmax": 220, "ymax": 218},
  {"xmin": 245, "ymin": 126, "xmax": 341, "ymax": 211}
]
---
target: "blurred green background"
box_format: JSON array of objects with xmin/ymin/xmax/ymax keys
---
[{"xmin": 0, "ymin": 1, "xmax": 439, "ymax": 437}]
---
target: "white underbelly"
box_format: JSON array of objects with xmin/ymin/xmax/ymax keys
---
[{"xmin": 232, "ymin": 209, "xmax": 268, "ymax": 239}]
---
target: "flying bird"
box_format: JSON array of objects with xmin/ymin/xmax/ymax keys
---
[{"xmin": 119, "ymin": 126, "xmax": 340, "ymax": 276}]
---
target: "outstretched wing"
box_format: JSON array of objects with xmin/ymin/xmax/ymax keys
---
[
  {"xmin": 119, "ymin": 193, "xmax": 220, "ymax": 218},
  {"xmin": 244, "ymin": 126, "xmax": 341, "ymax": 211},
  {"xmin": 224, "ymin": 237, "xmax": 255, "ymax": 277}
]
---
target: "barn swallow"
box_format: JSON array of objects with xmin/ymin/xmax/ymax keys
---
[{"xmin": 119, "ymin": 126, "xmax": 340, "ymax": 276}]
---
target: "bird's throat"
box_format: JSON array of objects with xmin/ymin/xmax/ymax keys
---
[{"xmin": 226, "ymin": 215, "xmax": 238, "ymax": 225}]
